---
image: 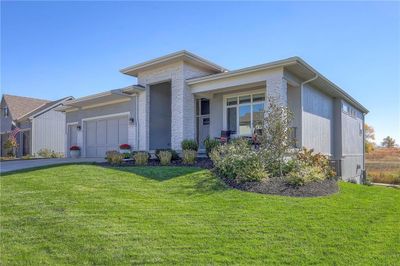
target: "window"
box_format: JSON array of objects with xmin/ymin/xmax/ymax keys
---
[
  {"xmin": 225, "ymin": 92, "xmax": 265, "ymax": 135},
  {"xmin": 200, "ymin": 99, "xmax": 210, "ymax": 115},
  {"xmin": 3, "ymin": 107, "xmax": 8, "ymax": 118},
  {"xmin": 342, "ymin": 101, "xmax": 359, "ymax": 118}
]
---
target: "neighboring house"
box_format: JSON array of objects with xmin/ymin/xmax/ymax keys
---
[
  {"xmin": 0, "ymin": 94, "xmax": 73, "ymax": 157},
  {"xmin": 57, "ymin": 50, "xmax": 368, "ymax": 183}
]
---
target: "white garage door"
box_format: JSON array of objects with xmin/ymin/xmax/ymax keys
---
[{"xmin": 85, "ymin": 116, "xmax": 128, "ymax": 157}]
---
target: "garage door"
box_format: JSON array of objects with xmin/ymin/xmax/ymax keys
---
[{"xmin": 85, "ymin": 116, "xmax": 128, "ymax": 157}]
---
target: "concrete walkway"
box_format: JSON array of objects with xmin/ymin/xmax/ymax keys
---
[{"xmin": 0, "ymin": 158, "xmax": 105, "ymax": 174}]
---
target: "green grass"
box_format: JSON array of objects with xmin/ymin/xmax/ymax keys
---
[{"xmin": 1, "ymin": 165, "xmax": 399, "ymax": 265}]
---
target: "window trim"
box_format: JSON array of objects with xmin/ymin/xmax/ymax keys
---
[{"xmin": 222, "ymin": 89, "xmax": 265, "ymax": 136}]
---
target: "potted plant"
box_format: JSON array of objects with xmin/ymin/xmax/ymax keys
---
[
  {"xmin": 70, "ymin": 146, "xmax": 80, "ymax": 158},
  {"xmin": 119, "ymin": 144, "xmax": 131, "ymax": 154}
]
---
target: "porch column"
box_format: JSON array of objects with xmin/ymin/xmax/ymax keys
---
[{"xmin": 266, "ymin": 76, "xmax": 288, "ymax": 106}]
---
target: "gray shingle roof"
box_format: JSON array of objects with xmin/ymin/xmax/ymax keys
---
[{"xmin": 2, "ymin": 94, "xmax": 50, "ymax": 120}]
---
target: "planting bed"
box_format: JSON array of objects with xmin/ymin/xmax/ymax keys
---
[{"xmin": 221, "ymin": 176, "xmax": 339, "ymax": 197}]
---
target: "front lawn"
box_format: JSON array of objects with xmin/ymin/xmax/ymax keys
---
[{"xmin": 1, "ymin": 165, "xmax": 399, "ymax": 265}]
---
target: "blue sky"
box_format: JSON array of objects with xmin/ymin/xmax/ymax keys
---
[{"xmin": 1, "ymin": 1, "xmax": 399, "ymax": 144}]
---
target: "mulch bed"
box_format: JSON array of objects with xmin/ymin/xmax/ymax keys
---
[
  {"xmin": 221, "ymin": 176, "xmax": 339, "ymax": 197},
  {"xmin": 98, "ymin": 158, "xmax": 338, "ymax": 197},
  {"xmin": 97, "ymin": 158, "xmax": 214, "ymax": 169}
]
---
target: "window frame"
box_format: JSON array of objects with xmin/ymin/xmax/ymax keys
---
[{"xmin": 223, "ymin": 89, "xmax": 265, "ymax": 136}]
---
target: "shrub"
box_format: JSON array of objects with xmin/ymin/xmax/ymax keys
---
[
  {"xmin": 122, "ymin": 153, "xmax": 131, "ymax": 159},
  {"xmin": 134, "ymin": 152, "xmax": 149, "ymax": 165},
  {"xmin": 181, "ymin": 139, "xmax": 198, "ymax": 151},
  {"xmin": 296, "ymin": 148, "xmax": 336, "ymax": 178},
  {"xmin": 285, "ymin": 148, "xmax": 336, "ymax": 186},
  {"xmin": 106, "ymin": 150, "xmax": 123, "ymax": 166},
  {"xmin": 159, "ymin": 150, "xmax": 172, "ymax": 165},
  {"xmin": 131, "ymin": 151, "xmax": 151, "ymax": 160},
  {"xmin": 182, "ymin": 150, "xmax": 197, "ymax": 165},
  {"xmin": 210, "ymin": 138, "xmax": 268, "ymax": 183},
  {"xmin": 70, "ymin": 145, "xmax": 80, "ymax": 151},
  {"xmin": 3, "ymin": 138, "xmax": 17, "ymax": 156},
  {"xmin": 286, "ymin": 161, "xmax": 326, "ymax": 186},
  {"xmin": 204, "ymin": 137, "xmax": 220, "ymax": 157},
  {"xmin": 37, "ymin": 148, "xmax": 64, "ymax": 158},
  {"xmin": 155, "ymin": 149, "xmax": 179, "ymax": 161}
]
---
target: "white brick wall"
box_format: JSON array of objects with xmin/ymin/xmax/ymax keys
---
[
  {"xmin": 266, "ymin": 74, "xmax": 288, "ymax": 106},
  {"xmin": 138, "ymin": 62, "xmax": 183, "ymax": 150}
]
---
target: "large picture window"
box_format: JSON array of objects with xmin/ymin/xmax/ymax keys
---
[{"xmin": 225, "ymin": 92, "xmax": 265, "ymax": 135}]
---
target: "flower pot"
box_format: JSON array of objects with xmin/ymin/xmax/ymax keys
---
[
  {"xmin": 119, "ymin": 148, "xmax": 131, "ymax": 154},
  {"xmin": 70, "ymin": 150, "xmax": 80, "ymax": 158}
]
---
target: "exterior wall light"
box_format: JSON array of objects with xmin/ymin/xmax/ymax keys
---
[{"xmin": 129, "ymin": 117, "xmax": 135, "ymax": 124}]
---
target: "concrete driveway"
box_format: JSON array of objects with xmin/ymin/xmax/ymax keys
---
[{"xmin": 0, "ymin": 158, "xmax": 105, "ymax": 174}]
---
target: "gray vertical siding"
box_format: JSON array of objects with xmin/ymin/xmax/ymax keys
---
[
  {"xmin": 302, "ymin": 84, "xmax": 333, "ymax": 155},
  {"xmin": 287, "ymin": 85, "xmax": 301, "ymax": 146},
  {"xmin": 32, "ymin": 109, "xmax": 66, "ymax": 154},
  {"xmin": 340, "ymin": 100, "xmax": 365, "ymax": 182}
]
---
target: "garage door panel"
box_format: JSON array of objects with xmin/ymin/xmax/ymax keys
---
[
  {"xmin": 85, "ymin": 116, "xmax": 128, "ymax": 157},
  {"xmin": 86, "ymin": 121, "xmax": 97, "ymax": 146},
  {"xmin": 107, "ymin": 119, "xmax": 119, "ymax": 145},
  {"xmin": 96, "ymin": 120, "xmax": 107, "ymax": 145}
]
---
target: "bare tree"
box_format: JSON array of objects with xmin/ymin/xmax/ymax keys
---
[{"xmin": 257, "ymin": 96, "xmax": 294, "ymax": 176}]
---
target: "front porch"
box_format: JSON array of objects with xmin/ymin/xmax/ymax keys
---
[{"xmin": 194, "ymin": 80, "xmax": 301, "ymax": 149}]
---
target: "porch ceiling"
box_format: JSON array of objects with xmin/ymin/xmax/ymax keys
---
[{"xmin": 193, "ymin": 82, "xmax": 266, "ymax": 98}]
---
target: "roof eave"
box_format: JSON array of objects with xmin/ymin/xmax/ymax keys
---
[
  {"xmin": 120, "ymin": 50, "xmax": 227, "ymax": 77},
  {"xmin": 293, "ymin": 57, "xmax": 369, "ymax": 114}
]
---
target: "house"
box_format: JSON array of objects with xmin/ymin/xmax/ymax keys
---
[
  {"xmin": 56, "ymin": 51, "xmax": 368, "ymax": 183},
  {"xmin": 0, "ymin": 94, "xmax": 73, "ymax": 157}
]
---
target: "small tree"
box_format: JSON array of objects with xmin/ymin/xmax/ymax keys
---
[
  {"xmin": 258, "ymin": 96, "xmax": 294, "ymax": 176},
  {"xmin": 3, "ymin": 137, "xmax": 18, "ymax": 157},
  {"xmin": 382, "ymin": 136, "xmax": 396, "ymax": 148},
  {"xmin": 364, "ymin": 124, "xmax": 375, "ymax": 153}
]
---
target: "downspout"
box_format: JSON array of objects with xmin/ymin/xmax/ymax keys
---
[
  {"xmin": 300, "ymin": 73, "xmax": 319, "ymax": 147},
  {"xmin": 362, "ymin": 113, "xmax": 366, "ymax": 183},
  {"xmin": 135, "ymin": 94, "xmax": 139, "ymax": 151}
]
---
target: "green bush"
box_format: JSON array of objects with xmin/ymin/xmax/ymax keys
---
[
  {"xmin": 204, "ymin": 137, "xmax": 220, "ymax": 157},
  {"xmin": 131, "ymin": 151, "xmax": 151, "ymax": 160},
  {"xmin": 296, "ymin": 148, "xmax": 336, "ymax": 178},
  {"xmin": 134, "ymin": 152, "xmax": 149, "ymax": 165},
  {"xmin": 210, "ymin": 138, "xmax": 268, "ymax": 183},
  {"xmin": 155, "ymin": 149, "xmax": 179, "ymax": 161},
  {"xmin": 159, "ymin": 150, "xmax": 172, "ymax": 166},
  {"xmin": 122, "ymin": 153, "xmax": 131, "ymax": 159},
  {"xmin": 285, "ymin": 148, "xmax": 336, "ymax": 186},
  {"xmin": 286, "ymin": 161, "xmax": 326, "ymax": 186},
  {"xmin": 182, "ymin": 150, "xmax": 197, "ymax": 165},
  {"xmin": 3, "ymin": 138, "xmax": 17, "ymax": 156},
  {"xmin": 181, "ymin": 139, "xmax": 198, "ymax": 151},
  {"xmin": 105, "ymin": 150, "xmax": 124, "ymax": 166}
]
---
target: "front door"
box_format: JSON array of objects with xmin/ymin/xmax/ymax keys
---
[
  {"xmin": 196, "ymin": 99, "xmax": 210, "ymax": 149},
  {"xmin": 22, "ymin": 130, "xmax": 31, "ymax": 156}
]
